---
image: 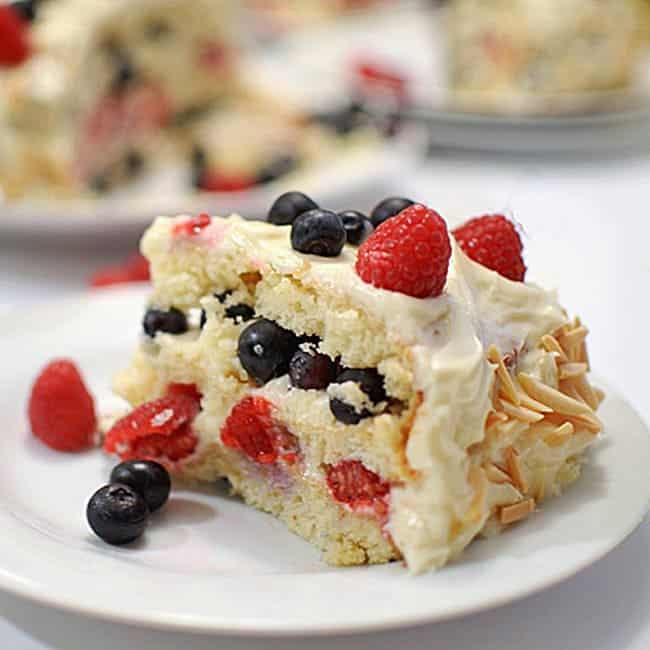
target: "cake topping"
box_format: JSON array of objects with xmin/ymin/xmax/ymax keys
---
[
  {"xmin": 110, "ymin": 460, "xmax": 171, "ymax": 513},
  {"xmin": 289, "ymin": 349, "xmax": 338, "ymax": 390},
  {"xmin": 220, "ymin": 396, "xmax": 299, "ymax": 465},
  {"xmin": 452, "ymin": 214, "xmax": 526, "ymax": 282},
  {"xmin": 290, "ymin": 209, "xmax": 346, "ymax": 257},
  {"xmin": 355, "ymin": 204, "xmax": 451, "ymax": 298},
  {"xmin": 86, "ymin": 484, "xmax": 149, "ymax": 546},
  {"xmin": 28, "ymin": 359, "xmax": 97, "ymax": 452},
  {"xmin": 370, "ymin": 196, "xmax": 414, "ymax": 228},
  {"xmin": 338, "ymin": 210, "xmax": 374, "ymax": 246},
  {"xmin": 237, "ymin": 318, "xmax": 298, "ymax": 385},
  {"xmin": 0, "ymin": 4, "xmax": 31, "ymax": 67},
  {"xmin": 143, "ymin": 307, "xmax": 188, "ymax": 337},
  {"xmin": 268, "ymin": 191, "xmax": 319, "ymax": 226}
]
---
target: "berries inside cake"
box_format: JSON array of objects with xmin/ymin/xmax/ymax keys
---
[{"xmin": 107, "ymin": 195, "xmax": 603, "ymax": 572}]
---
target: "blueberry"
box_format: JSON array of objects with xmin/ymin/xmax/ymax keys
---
[
  {"xmin": 256, "ymin": 154, "xmax": 298, "ymax": 185},
  {"xmin": 338, "ymin": 210, "xmax": 373, "ymax": 246},
  {"xmin": 112, "ymin": 53, "xmax": 136, "ymax": 91},
  {"xmin": 311, "ymin": 101, "xmax": 368, "ymax": 135},
  {"xmin": 143, "ymin": 307, "xmax": 188, "ymax": 337},
  {"xmin": 10, "ymin": 0, "xmax": 37, "ymax": 21},
  {"xmin": 110, "ymin": 460, "xmax": 171, "ymax": 512},
  {"xmin": 125, "ymin": 150, "xmax": 144, "ymax": 177},
  {"xmin": 215, "ymin": 290, "xmax": 233, "ymax": 303},
  {"xmin": 329, "ymin": 398, "xmax": 370, "ymax": 425},
  {"xmin": 268, "ymin": 191, "xmax": 318, "ymax": 226},
  {"xmin": 289, "ymin": 349, "xmax": 337, "ymax": 390},
  {"xmin": 237, "ymin": 319, "xmax": 298, "ymax": 385},
  {"xmin": 225, "ymin": 303, "xmax": 255, "ymax": 323},
  {"xmin": 291, "ymin": 209, "xmax": 346, "ymax": 257},
  {"xmin": 86, "ymin": 484, "xmax": 149, "ymax": 545},
  {"xmin": 335, "ymin": 368, "xmax": 387, "ymax": 404},
  {"xmin": 191, "ymin": 146, "xmax": 207, "ymax": 189},
  {"xmin": 370, "ymin": 197, "xmax": 414, "ymax": 228}
]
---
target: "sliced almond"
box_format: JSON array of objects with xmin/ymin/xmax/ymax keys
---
[
  {"xmin": 518, "ymin": 373, "xmax": 591, "ymax": 417},
  {"xmin": 484, "ymin": 461, "xmax": 512, "ymax": 485},
  {"xmin": 543, "ymin": 421, "xmax": 575, "ymax": 447},
  {"xmin": 488, "ymin": 345, "xmax": 520, "ymax": 405},
  {"xmin": 499, "ymin": 399, "xmax": 544, "ymax": 423},
  {"xmin": 559, "ymin": 362, "xmax": 588, "ymax": 380},
  {"xmin": 594, "ymin": 387, "xmax": 606, "ymax": 404},
  {"xmin": 505, "ymin": 446, "xmax": 528, "ymax": 493},
  {"xmin": 541, "ymin": 334, "xmax": 568, "ymax": 363},
  {"xmin": 516, "ymin": 389, "xmax": 553, "ymax": 413},
  {"xmin": 558, "ymin": 326, "xmax": 589, "ymax": 353},
  {"xmin": 570, "ymin": 373, "xmax": 600, "ymax": 410},
  {"xmin": 499, "ymin": 498, "xmax": 535, "ymax": 525}
]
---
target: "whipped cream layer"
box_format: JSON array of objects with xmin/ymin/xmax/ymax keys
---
[{"xmin": 144, "ymin": 214, "xmax": 568, "ymax": 572}]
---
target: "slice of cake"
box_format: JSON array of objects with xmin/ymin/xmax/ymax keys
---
[
  {"xmin": 446, "ymin": 0, "xmax": 648, "ymax": 114},
  {"xmin": 106, "ymin": 197, "xmax": 602, "ymax": 572}
]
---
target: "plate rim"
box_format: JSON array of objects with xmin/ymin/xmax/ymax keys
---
[{"xmin": 0, "ymin": 287, "xmax": 649, "ymax": 637}]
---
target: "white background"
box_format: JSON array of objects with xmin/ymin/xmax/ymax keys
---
[{"xmin": 1, "ymin": 147, "xmax": 649, "ymax": 649}]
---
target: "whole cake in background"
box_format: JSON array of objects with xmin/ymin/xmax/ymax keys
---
[
  {"xmin": 102, "ymin": 194, "xmax": 603, "ymax": 572},
  {"xmin": 0, "ymin": 0, "xmax": 389, "ymax": 202},
  {"xmin": 446, "ymin": 0, "xmax": 650, "ymax": 114}
]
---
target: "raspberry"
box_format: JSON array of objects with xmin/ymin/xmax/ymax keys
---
[
  {"xmin": 104, "ymin": 385, "xmax": 201, "ymax": 463},
  {"xmin": 198, "ymin": 171, "xmax": 256, "ymax": 193},
  {"xmin": 452, "ymin": 214, "xmax": 526, "ymax": 282},
  {"xmin": 355, "ymin": 204, "xmax": 451, "ymax": 298},
  {"xmin": 0, "ymin": 5, "xmax": 31, "ymax": 67},
  {"xmin": 28, "ymin": 359, "xmax": 97, "ymax": 452},
  {"xmin": 353, "ymin": 59, "xmax": 407, "ymax": 100},
  {"xmin": 325, "ymin": 460, "xmax": 390, "ymax": 513},
  {"xmin": 90, "ymin": 252, "xmax": 150, "ymax": 288},
  {"xmin": 172, "ymin": 213, "xmax": 212, "ymax": 237},
  {"xmin": 221, "ymin": 396, "xmax": 299, "ymax": 465}
]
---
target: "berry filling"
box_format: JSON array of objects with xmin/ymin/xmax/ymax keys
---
[
  {"xmin": 220, "ymin": 396, "xmax": 299, "ymax": 465},
  {"xmin": 172, "ymin": 213, "xmax": 212, "ymax": 237},
  {"xmin": 325, "ymin": 460, "xmax": 390, "ymax": 518},
  {"xmin": 104, "ymin": 384, "xmax": 201, "ymax": 463}
]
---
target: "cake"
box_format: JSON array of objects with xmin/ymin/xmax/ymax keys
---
[
  {"xmin": 106, "ymin": 197, "xmax": 603, "ymax": 572},
  {"xmin": 0, "ymin": 0, "xmax": 387, "ymax": 202},
  {"xmin": 446, "ymin": 0, "xmax": 648, "ymax": 114}
]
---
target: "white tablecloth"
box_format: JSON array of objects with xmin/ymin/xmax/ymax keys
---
[{"xmin": 2, "ymin": 148, "xmax": 649, "ymax": 649}]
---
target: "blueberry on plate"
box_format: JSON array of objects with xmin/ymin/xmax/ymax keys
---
[
  {"xmin": 110, "ymin": 460, "xmax": 171, "ymax": 512},
  {"xmin": 143, "ymin": 307, "xmax": 188, "ymax": 337},
  {"xmin": 237, "ymin": 319, "xmax": 298, "ymax": 385},
  {"xmin": 289, "ymin": 349, "xmax": 337, "ymax": 390},
  {"xmin": 268, "ymin": 191, "xmax": 318, "ymax": 226},
  {"xmin": 291, "ymin": 209, "xmax": 346, "ymax": 257},
  {"xmin": 86, "ymin": 484, "xmax": 149, "ymax": 545},
  {"xmin": 338, "ymin": 210, "xmax": 373, "ymax": 246},
  {"xmin": 370, "ymin": 197, "xmax": 414, "ymax": 228}
]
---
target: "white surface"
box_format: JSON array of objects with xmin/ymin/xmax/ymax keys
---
[
  {"xmin": 0, "ymin": 288, "xmax": 647, "ymax": 635},
  {"xmin": 1, "ymin": 149, "xmax": 650, "ymax": 647}
]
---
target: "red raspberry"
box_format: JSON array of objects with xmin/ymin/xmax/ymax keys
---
[
  {"xmin": 221, "ymin": 396, "xmax": 299, "ymax": 465},
  {"xmin": 104, "ymin": 385, "xmax": 201, "ymax": 463},
  {"xmin": 0, "ymin": 5, "xmax": 31, "ymax": 67},
  {"xmin": 452, "ymin": 214, "xmax": 526, "ymax": 282},
  {"xmin": 90, "ymin": 252, "xmax": 150, "ymax": 288},
  {"xmin": 355, "ymin": 204, "xmax": 451, "ymax": 298},
  {"xmin": 325, "ymin": 460, "xmax": 390, "ymax": 513},
  {"xmin": 172, "ymin": 213, "xmax": 212, "ymax": 237},
  {"xmin": 353, "ymin": 59, "xmax": 408, "ymax": 100},
  {"xmin": 198, "ymin": 171, "xmax": 256, "ymax": 193},
  {"xmin": 28, "ymin": 359, "xmax": 97, "ymax": 452}
]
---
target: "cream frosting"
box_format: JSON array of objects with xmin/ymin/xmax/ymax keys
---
[{"xmin": 152, "ymin": 214, "xmax": 569, "ymax": 572}]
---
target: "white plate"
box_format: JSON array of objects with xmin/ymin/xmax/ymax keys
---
[
  {"xmin": 0, "ymin": 286, "xmax": 649, "ymax": 636},
  {"xmin": 0, "ymin": 141, "xmax": 413, "ymax": 240}
]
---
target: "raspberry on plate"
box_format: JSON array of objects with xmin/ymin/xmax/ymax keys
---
[
  {"xmin": 104, "ymin": 384, "xmax": 201, "ymax": 463},
  {"xmin": 355, "ymin": 204, "xmax": 451, "ymax": 298},
  {"xmin": 452, "ymin": 214, "xmax": 526, "ymax": 282},
  {"xmin": 28, "ymin": 359, "xmax": 97, "ymax": 452},
  {"xmin": 0, "ymin": 4, "xmax": 31, "ymax": 67}
]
